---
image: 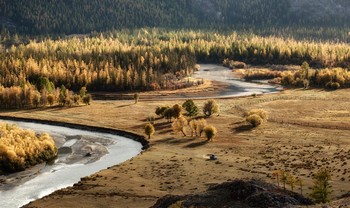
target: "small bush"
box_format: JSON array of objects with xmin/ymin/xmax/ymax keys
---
[
  {"xmin": 327, "ymin": 82, "xmax": 340, "ymax": 90},
  {"xmin": 73, "ymin": 94, "xmax": 80, "ymax": 104},
  {"xmin": 172, "ymin": 104, "xmax": 183, "ymax": 119},
  {"xmin": 144, "ymin": 123, "xmax": 155, "ymax": 140},
  {"xmin": 83, "ymin": 94, "xmax": 92, "ymax": 105},
  {"xmin": 246, "ymin": 114, "xmax": 263, "ymax": 127},
  {"xmin": 246, "ymin": 109, "xmax": 268, "ymax": 121},
  {"xmin": 163, "ymin": 108, "xmax": 174, "ymax": 122},
  {"xmin": 155, "ymin": 106, "xmax": 168, "ymax": 117},
  {"xmin": 47, "ymin": 94, "xmax": 55, "ymax": 106},
  {"xmin": 134, "ymin": 93, "xmax": 140, "ymax": 104},
  {"xmin": 203, "ymin": 125, "xmax": 217, "ymax": 141},
  {"xmin": 203, "ymin": 99, "xmax": 219, "ymax": 117}
]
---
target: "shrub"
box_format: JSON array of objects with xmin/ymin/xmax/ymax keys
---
[
  {"xmin": 327, "ymin": 82, "xmax": 340, "ymax": 90},
  {"xmin": 47, "ymin": 94, "xmax": 55, "ymax": 106},
  {"xmin": 134, "ymin": 93, "xmax": 139, "ymax": 104},
  {"xmin": 79, "ymin": 87, "xmax": 87, "ymax": 98},
  {"xmin": 246, "ymin": 114, "xmax": 263, "ymax": 127},
  {"xmin": 155, "ymin": 106, "xmax": 168, "ymax": 117},
  {"xmin": 163, "ymin": 108, "xmax": 174, "ymax": 122},
  {"xmin": 203, "ymin": 99, "xmax": 219, "ymax": 117},
  {"xmin": 144, "ymin": 123, "xmax": 155, "ymax": 140},
  {"xmin": 182, "ymin": 100, "xmax": 199, "ymax": 117},
  {"xmin": 172, "ymin": 117, "xmax": 188, "ymax": 137},
  {"xmin": 83, "ymin": 94, "xmax": 92, "ymax": 105},
  {"xmin": 246, "ymin": 109, "xmax": 268, "ymax": 121},
  {"xmin": 172, "ymin": 104, "xmax": 183, "ymax": 119},
  {"xmin": 203, "ymin": 125, "xmax": 217, "ymax": 141},
  {"xmin": 73, "ymin": 94, "xmax": 80, "ymax": 104}
]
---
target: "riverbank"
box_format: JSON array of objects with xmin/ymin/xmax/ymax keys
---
[{"xmin": 0, "ymin": 88, "xmax": 347, "ymax": 207}]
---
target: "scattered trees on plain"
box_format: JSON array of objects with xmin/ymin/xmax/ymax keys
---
[{"xmin": 0, "ymin": 123, "xmax": 57, "ymax": 173}]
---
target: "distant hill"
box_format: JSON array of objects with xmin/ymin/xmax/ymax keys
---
[{"xmin": 0, "ymin": 0, "xmax": 349, "ymax": 35}]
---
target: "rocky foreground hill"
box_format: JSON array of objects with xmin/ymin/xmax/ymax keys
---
[{"xmin": 152, "ymin": 179, "xmax": 314, "ymax": 208}]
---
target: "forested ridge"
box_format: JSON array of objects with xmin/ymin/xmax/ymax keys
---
[
  {"xmin": 1, "ymin": 29, "xmax": 350, "ymax": 94},
  {"xmin": 0, "ymin": 0, "xmax": 350, "ymax": 35}
]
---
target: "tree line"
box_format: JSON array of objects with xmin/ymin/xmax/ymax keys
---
[{"xmin": 0, "ymin": 29, "xmax": 350, "ymax": 94}]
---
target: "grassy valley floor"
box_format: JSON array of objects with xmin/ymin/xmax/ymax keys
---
[{"xmin": 1, "ymin": 88, "xmax": 350, "ymax": 207}]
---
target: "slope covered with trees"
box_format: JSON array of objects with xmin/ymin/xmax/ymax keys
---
[
  {"xmin": 0, "ymin": 0, "xmax": 349, "ymax": 35},
  {"xmin": 1, "ymin": 29, "xmax": 350, "ymax": 93}
]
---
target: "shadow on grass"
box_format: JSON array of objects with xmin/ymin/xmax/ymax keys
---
[
  {"xmin": 141, "ymin": 117, "xmax": 163, "ymax": 122},
  {"xmin": 184, "ymin": 140, "xmax": 209, "ymax": 148},
  {"xmin": 154, "ymin": 137, "xmax": 196, "ymax": 145},
  {"xmin": 115, "ymin": 103, "xmax": 134, "ymax": 108},
  {"xmin": 154, "ymin": 122, "xmax": 171, "ymax": 130},
  {"xmin": 233, "ymin": 124, "xmax": 254, "ymax": 133},
  {"xmin": 159, "ymin": 129, "xmax": 173, "ymax": 134},
  {"xmin": 46, "ymin": 105, "xmax": 87, "ymax": 111}
]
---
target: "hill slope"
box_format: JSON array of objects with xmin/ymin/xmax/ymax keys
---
[{"xmin": 0, "ymin": 0, "xmax": 349, "ymax": 34}]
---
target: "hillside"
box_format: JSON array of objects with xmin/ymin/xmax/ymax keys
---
[{"xmin": 0, "ymin": 0, "xmax": 349, "ymax": 35}]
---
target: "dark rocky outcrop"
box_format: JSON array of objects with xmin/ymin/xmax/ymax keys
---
[{"xmin": 152, "ymin": 179, "xmax": 313, "ymax": 208}]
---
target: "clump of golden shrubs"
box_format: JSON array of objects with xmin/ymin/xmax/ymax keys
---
[
  {"xmin": 245, "ymin": 109, "xmax": 268, "ymax": 127},
  {"xmin": 0, "ymin": 123, "xmax": 57, "ymax": 173}
]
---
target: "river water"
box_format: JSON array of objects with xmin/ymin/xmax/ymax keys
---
[
  {"xmin": 0, "ymin": 120, "xmax": 143, "ymax": 208},
  {"xmin": 193, "ymin": 64, "xmax": 281, "ymax": 97}
]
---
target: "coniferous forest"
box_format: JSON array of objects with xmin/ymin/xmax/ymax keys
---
[{"xmin": 1, "ymin": 0, "xmax": 350, "ymax": 35}]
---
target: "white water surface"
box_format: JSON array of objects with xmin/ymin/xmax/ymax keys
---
[{"xmin": 0, "ymin": 119, "xmax": 143, "ymax": 208}]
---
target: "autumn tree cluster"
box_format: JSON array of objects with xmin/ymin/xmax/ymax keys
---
[
  {"xmin": 0, "ymin": 80, "xmax": 91, "ymax": 109},
  {"xmin": 0, "ymin": 123, "xmax": 57, "ymax": 173},
  {"xmin": 155, "ymin": 99, "xmax": 218, "ymax": 141}
]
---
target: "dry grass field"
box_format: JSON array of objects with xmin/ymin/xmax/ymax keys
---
[{"xmin": 1, "ymin": 87, "xmax": 350, "ymax": 207}]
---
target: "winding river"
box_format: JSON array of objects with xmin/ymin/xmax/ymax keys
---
[{"xmin": 0, "ymin": 120, "xmax": 143, "ymax": 208}]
